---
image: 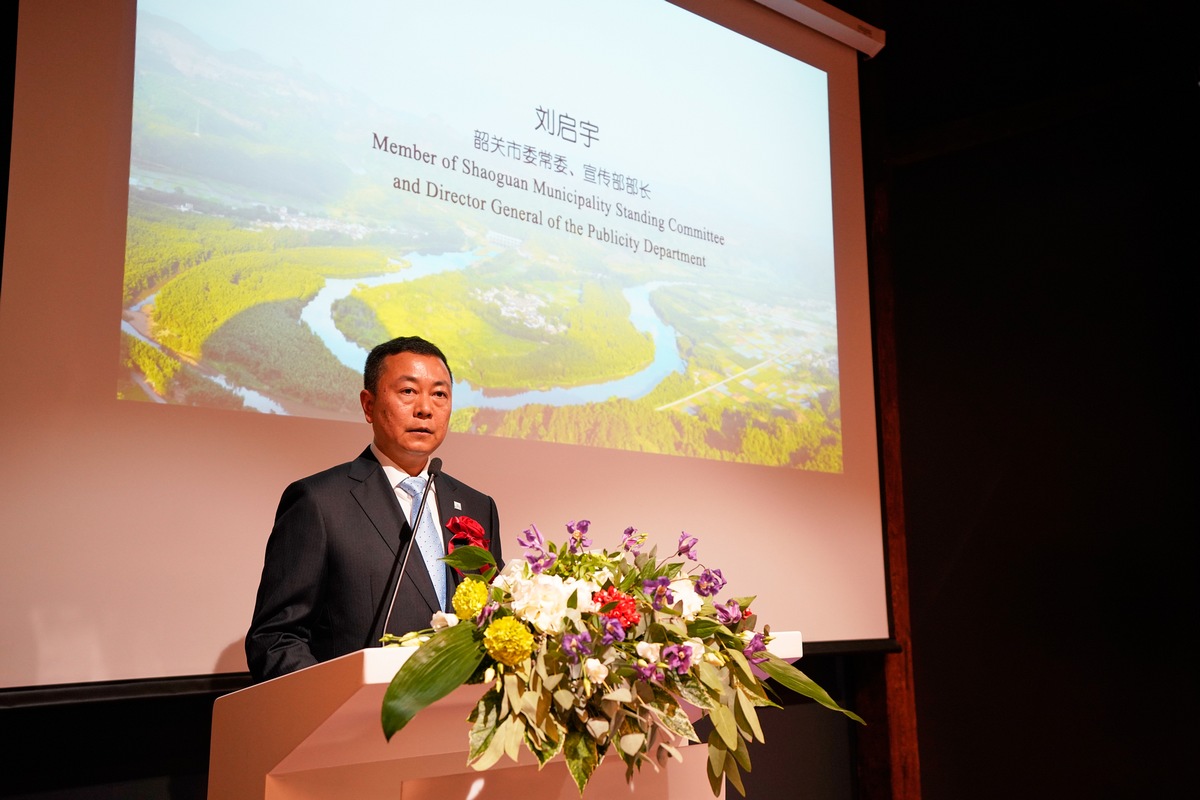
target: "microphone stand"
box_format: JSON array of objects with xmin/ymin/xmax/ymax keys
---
[{"xmin": 368, "ymin": 457, "xmax": 442, "ymax": 647}]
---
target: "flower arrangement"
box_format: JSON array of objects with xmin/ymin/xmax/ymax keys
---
[{"xmin": 381, "ymin": 519, "xmax": 863, "ymax": 796}]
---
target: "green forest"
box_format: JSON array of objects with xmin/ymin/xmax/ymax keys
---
[{"xmin": 119, "ymin": 188, "xmax": 843, "ymax": 471}]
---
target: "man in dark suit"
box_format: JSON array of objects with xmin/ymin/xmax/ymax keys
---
[{"xmin": 245, "ymin": 336, "xmax": 502, "ymax": 682}]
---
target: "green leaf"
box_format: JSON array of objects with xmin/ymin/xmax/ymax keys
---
[
  {"xmin": 658, "ymin": 616, "xmax": 688, "ymax": 637},
  {"xmin": 472, "ymin": 716, "xmax": 516, "ymax": 771},
  {"xmin": 503, "ymin": 673, "xmax": 522, "ymax": 714},
  {"xmin": 697, "ymin": 660, "xmax": 726, "ymax": 694},
  {"xmin": 734, "ymin": 687, "xmax": 765, "ymax": 743},
  {"xmin": 381, "ymin": 622, "xmax": 485, "ymax": 739},
  {"xmin": 585, "ymin": 717, "xmax": 610, "ymax": 741},
  {"xmin": 619, "ymin": 731, "xmax": 646, "ymax": 756},
  {"xmin": 725, "ymin": 647, "xmax": 757, "ymax": 686},
  {"xmin": 655, "ymin": 741, "xmax": 683, "ymax": 768},
  {"xmin": 725, "ymin": 751, "xmax": 747, "ymax": 796},
  {"xmin": 758, "ymin": 653, "xmax": 866, "ymax": 724},
  {"xmin": 650, "ymin": 701, "xmax": 700, "ymax": 742},
  {"xmin": 676, "ymin": 674, "xmax": 717, "ymax": 710},
  {"xmin": 687, "ymin": 618, "xmax": 727, "ymax": 639},
  {"xmin": 706, "ymin": 736, "xmax": 727, "ymax": 796},
  {"xmin": 709, "ymin": 703, "xmax": 739, "ymax": 750},
  {"xmin": 442, "ymin": 545, "xmax": 496, "ymax": 571},
  {"xmin": 468, "ymin": 691, "xmax": 501, "ymax": 761},
  {"xmin": 553, "ymin": 688, "xmax": 576, "ymax": 710},
  {"xmin": 564, "ymin": 728, "xmax": 599, "ymax": 796},
  {"xmin": 737, "ymin": 674, "xmax": 777, "ymax": 708},
  {"xmin": 603, "ymin": 685, "xmax": 633, "ymax": 703},
  {"xmin": 501, "ymin": 715, "xmax": 525, "ymax": 761},
  {"xmin": 730, "ymin": 733, "xmax": 752, "ymax": 771},
  {"xmin": 518, "ymin": 689, "xmax": 542, "ymax": 718},
  {"xmin": 525, "ymin": 717, "xmax": 565, "ymax": 766}
]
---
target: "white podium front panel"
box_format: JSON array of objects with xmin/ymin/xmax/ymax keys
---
[{"xmin": 209, "ymin": 635, "xmax": 803, "ymax": 799}]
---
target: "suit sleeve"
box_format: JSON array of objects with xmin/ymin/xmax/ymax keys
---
[
  {"xmin": 457, "ymin": 478, "xmax": 504, "ymax": 571},
  {"xmin": 245, "ymin": 480, "xmax": 328, "ymax": 682},
  {"xmin": 485, "ymin": 495, "xmax": 504, "ymax": 571}
]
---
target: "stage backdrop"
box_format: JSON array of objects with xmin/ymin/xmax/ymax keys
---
[{"xmin": 0, "ymin": 0, "xmax": 888, "ymax": 689}]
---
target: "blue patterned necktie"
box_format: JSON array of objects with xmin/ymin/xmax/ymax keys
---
[{"xmin": 399, "ymin": 476, "xmax": 446, "ymax": 611}]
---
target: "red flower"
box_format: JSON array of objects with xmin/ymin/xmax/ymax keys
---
[
  {"xmin": 593, "ymin": 586, "xmax": 641, "ymax": 628},
  {"xmin": 447, "ymin": 515, "xmax": 490, "ymax": 553},
  {"xmin": 446, "ymin": 515, "xmax": 491, "ymax": 577}
]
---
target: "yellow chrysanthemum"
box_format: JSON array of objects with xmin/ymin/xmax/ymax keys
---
[
  {"xmin": 452, "ymin": 578, "xmax": 489, "ymax": 620},
  {"xmin": 483, "ymin": 616, "xmax": 534, "ymax": 667}
]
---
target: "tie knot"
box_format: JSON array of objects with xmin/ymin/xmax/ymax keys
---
[{"xmin": 400, "ymin": 475, "xmax": 427, "ymax": 497}]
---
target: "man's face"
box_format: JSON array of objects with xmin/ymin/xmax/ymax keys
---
[{"xmin": 360, "ymin": 351, "xmax": 452, "ymax": 474}]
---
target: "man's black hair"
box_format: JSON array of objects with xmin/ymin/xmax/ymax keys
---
[{"xmin": 363, "ymin": 336, "xmax": 452, "ymax": 393}]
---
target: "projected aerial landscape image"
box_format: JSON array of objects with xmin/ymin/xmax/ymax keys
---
[{"xmin": 118, "ymin": 1, "xmax": 844, "ymax": 471}]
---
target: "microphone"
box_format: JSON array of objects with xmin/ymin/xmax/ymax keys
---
[{"xmin": 377, "ymin": 458, "xmax": 443, "ymax": 643}]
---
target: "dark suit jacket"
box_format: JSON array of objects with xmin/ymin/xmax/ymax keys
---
[{"xmin": 245, "ymin": 447, "xmax": 502, "ymax": 682}]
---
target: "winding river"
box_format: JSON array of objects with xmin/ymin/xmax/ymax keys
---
[
  {"xmin": 126, "ymin": 250, "xmax": 684, "ymax": 414},
  {"xmin": 301, "ymin": 250, "xmax": 685, "ymax": 410}
]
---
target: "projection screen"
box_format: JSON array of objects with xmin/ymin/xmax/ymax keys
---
[{"xmin": 0, "ymin": 0, "xmax": 888, "ymax": 689}]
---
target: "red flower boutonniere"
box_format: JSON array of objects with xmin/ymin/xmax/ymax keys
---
[{"xmin": 446, "ymin": 515, "xmax": 491, "ymax": 576}]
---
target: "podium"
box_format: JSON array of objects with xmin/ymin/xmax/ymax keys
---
[{"xmin": 209, "ymin": 633, "xmax": 802, "ymax": 799}]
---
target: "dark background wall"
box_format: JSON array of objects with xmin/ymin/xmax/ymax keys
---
[
  {"xmin": 856, "ymin": 0, "xmax": 1197, "ymax": 797},
  {"xmin": 3, "ymin": 1, "xmax": 1197, "ymax": 798}
]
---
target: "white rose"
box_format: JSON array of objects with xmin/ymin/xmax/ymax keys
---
[
  {"xmin": 491, "ymin": 558, "xmax": 531, "ymax": 595},
  {"xmin": 584, "ymin": 657, "xmax": 609, "ymax": 684},
  {"xmin": 636, "ymin": 641, "xmax": 662, "ymax": 662},
  {"xmin": 589, "ymin": 565, "xmax": 616, "ymax": 586},
  {"xmin": 509, "ymin": 572, "xmax": 573, "ymax": 634},
  {"xmin": 669, "ymin": 579, "xmax": 703, "ymax": 620},
  {"xmin": 430, "ymin": 611, "xmax": 459, "ymax": 630},
  {"xmin": 564, "ymin": 577, "xmax": 602, "ymax": 613}
]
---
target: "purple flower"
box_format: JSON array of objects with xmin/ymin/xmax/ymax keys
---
[
  {"xmin": 676, "ymin": 531, "xmax": 699, "ymax": 561},
  {"xmin": 662, "ymin": 643, "xmax": 693, "ymax": 675},
  {"xmin": 517, "ymin": 524, "xmax": 545, "ymax": 550},
  {"xmin": 715, "ymin": 599, "xmax": 743, "ymax": 626},
  {"xmin": 476, "ymin": 601, "xmax": 498, "ymax": 627},
  {"xmin": 563, "ymin": 630, "xmax": 593, "ymax": 663},
  {"xmin": 695, "ymin": 568, "xmax": 726, "ymax": 598},
  {"xmin": 525, "ymin": 549, "xmax": 557, "ymax": 574},
  {"xmin": 635, "ymin": 662, "xmax": 665, "ymax": 683},
  {"xmin": 599, "ymin": 616, "xmax": 626, "ymax": 645},
  {"xmin": 643, "ymin": 576, "xmax": 674, "ymax": 610},
  {"xmin": 566, "ymin": 519, "xmax": 592, "ymax": 555},
  {"xmin": 518, "ymin": 523, "xmax": 556, "ymax": 573},
  {"xmin": 743, "ymin": 632, "xmax": 768, "ymax": 664},
  {"xmin": 621, "ymin": 526, "xmax": 644, "ymax": 554}
]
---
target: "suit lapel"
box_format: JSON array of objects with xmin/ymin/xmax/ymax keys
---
[
  {"xmin": 436, "ymin": 474, "xmax": 463, "ymax": 593},
  {"xmin": 348, "ymin": 448, "xmax": 440, "ymax": 615},
  {"xmin": 434, "ymin": 474, "xmax": 460, "ymax": 548}
]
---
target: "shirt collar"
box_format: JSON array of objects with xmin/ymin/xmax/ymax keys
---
[{"xmin": 370, "ymin": 443, "xmax": 430, "ymax": 487}]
